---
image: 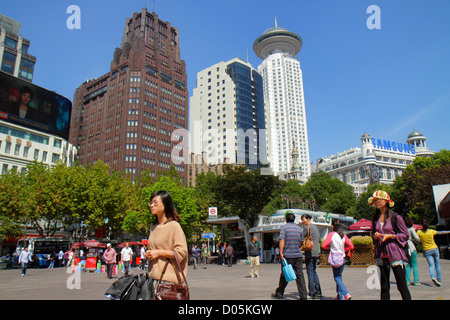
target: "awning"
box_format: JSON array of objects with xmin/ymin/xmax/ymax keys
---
[
  {"xmin": 117, "ymin": 241, "xmax": 142, "ymax": 248},
  {"xmin": 348, "ymin": 219, "xmax": 372, "ymax": 231},
  {"xmin": 83, "ymin": 240, "xmax": 106, "ymax": 248}
]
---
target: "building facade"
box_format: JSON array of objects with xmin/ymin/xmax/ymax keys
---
[
  {"xmin": 312, "ymin": 131, "xmax": 435, "ymax": 196},
  {"xmin": 0, "ymin": 120, "xmax": 77, "ymax": 174},
  {"xmin": 253, "ymin": 22, "xmax": 311, "ymax": 183},
  {"xmin": 0, "ymin": 15, "xmax": 76, "ymax": 174},
  {"xmin": 0, "ymin": 14, "xmax": 35, "ymax": 82},
  {"xmin": 187, "ymin": 151, "xmax": 242, "ymax": 187},
  {"xmin": 189, "ymin": 58, "xmax": 267, "ymax": 169},
  {"xmin": 69, "ymin": 8, "xmax": 188, "ymax": 182}
]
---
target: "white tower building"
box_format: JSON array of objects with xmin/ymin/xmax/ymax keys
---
[{"xmin": 253, "ymin": 20, "xmax": 311, "ymax": 183}]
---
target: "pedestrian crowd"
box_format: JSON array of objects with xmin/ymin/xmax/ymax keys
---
[
  {"xmin": 11, "ymin": 189, "xmax": 450, "ymax": 301},
  {"xmin": 267, "ymin": 190, "xmax": 449, "ymax": 300}
]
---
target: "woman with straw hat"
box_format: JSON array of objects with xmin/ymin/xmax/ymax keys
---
[{"xmin": 369, "ymin": 190, "xmax": 411, "ymax": 300}]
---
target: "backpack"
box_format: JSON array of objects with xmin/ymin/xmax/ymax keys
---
[
  {"xmin": 327, "ymin": 232, "xmax": 345, "ymax": 268},
  {"xmin": 390, "ymin": 213, "xmax": 411, "ymax": 259},
  {"xmin": 301, "ymin": 224, "xmax": 314, "ymax": 252},
  {"xmin": 328, "ymin": 251, "xmax": 345, "ymax": 268}
]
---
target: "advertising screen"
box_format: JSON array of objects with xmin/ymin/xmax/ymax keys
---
[{"xmin": 0, "ymin": 71, "xmax": 72, "ymax": 140}]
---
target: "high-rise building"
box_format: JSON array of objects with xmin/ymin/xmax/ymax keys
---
[
  {"xmin": 0, "ymin": 15, "xmax": 76, "ymax": 175},
  {"xmin": 189, "ymin": 58, "xmax": 266, "ymax": 169},
  {"xmin": 253, "ymin": 21, "xmax": 311, "ymax": 183},
  {"xmin": 69, "ymin": 8, "xmax": 188, "ymax": 182},
  {"xmin": 0, "ymin": 14, "xmax": 36, "ymax": 82}
]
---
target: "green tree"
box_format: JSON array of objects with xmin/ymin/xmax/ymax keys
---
[
  {"xmin": 215, "ymin": 166, "xmax": 284, "ymax": 228},
  {"xmin": 395, "ymin": 149, "xmax": 450, "ymax": 224},
  {"xmin": 141, "ymin": 166, "xmax": 199, "ymax": 239},
  {"xmin": 0, "ymin": 168, "xmax": 27, "ymax": 238},
  {"xmin": 303, "ymin": 171, "xmax": 356, "ymax": 215}
]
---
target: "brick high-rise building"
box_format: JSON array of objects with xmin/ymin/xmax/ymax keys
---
[{"xmin": 69, "ymin": 8, "xmax": 188, "ymax": 182}]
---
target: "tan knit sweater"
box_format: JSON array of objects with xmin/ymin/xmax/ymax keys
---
[{"xmin": 148, "ymin": 221, "xmax": 188, "ymax": 284}]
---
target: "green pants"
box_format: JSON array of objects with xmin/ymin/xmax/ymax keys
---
[{"xmin": 405, "ymin": 250, "xmax": 419, "ymax": 284}]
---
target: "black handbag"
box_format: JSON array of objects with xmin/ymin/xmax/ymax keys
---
[
  {"xmin": 155, "ymin": 251, "xmax": 189, "ymax": 300},
  {"xmin": 105, "ymin": 272, "xmax": 154, "ymax": 300}
]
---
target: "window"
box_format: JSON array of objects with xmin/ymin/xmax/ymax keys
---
[
  {"xmin": 5, "ymin": 142, "xmax": 11, "ymax": 154},
  {"xmin": 5, "ymin": 37, "xmax": 17, "ymax": 49},
  {"xmin": 1, "ymin": 52, "xmax": 16, "ymax": 74},
  {"xmin": 51, "ymin": 153, "xmax": 59, "ymax": 163}
]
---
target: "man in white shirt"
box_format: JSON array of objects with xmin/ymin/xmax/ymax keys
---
[
  {"xmin": 120, "ymin": 243, "xmax": 133, "ymax": 275},
  {"xmin": 58, "ymin": 250, "xmax": 64, "ymax": 267},
  {"xmin": 18, "ymin": 247, "xmax": 33, "ymax": 276},
  {"xmin": 139, "ymin": 245, "xmax": 147, "ymax": 270}
]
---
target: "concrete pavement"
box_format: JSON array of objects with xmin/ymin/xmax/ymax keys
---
[{"xmin": 0, "ymin": 256, "xmax": 448, "ymax": 300}]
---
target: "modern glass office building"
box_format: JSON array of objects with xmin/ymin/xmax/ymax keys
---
[{"xmin": 190, "ymin": 58, "xmax": 267, "ymax": 169}]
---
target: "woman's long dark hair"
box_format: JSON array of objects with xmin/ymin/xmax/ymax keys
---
[
  {"xmin": 150, "ymin": 190, "xmax": 180, "ymax": 224},
  {"xmin": 421, "ymin": 218, "xmax": 429, "ymax": 231},
  {"xmin": 332, "ymin": 219, "xmax": 344, "ymax": 239}
]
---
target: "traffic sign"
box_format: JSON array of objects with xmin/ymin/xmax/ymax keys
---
[
  {"xmin": 208, "ymin": 207, "xmax": 218, "ymax": 218},
  {"xmin": 202, "ymin": 233, "xmax": 216, "ymax": 239}
]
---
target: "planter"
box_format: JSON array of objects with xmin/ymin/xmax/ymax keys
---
[
  {"xmin": 320, "ymin": 249, "xmax": 330, "ymax": 266},
  {"xmin": 350, "ymin": 244, "xmax": 374, "ymax": 265}
]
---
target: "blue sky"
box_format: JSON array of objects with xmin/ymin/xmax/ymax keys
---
[{"xmin": 2, "ymin": 0, "xmax": 450, "ymax": 163}]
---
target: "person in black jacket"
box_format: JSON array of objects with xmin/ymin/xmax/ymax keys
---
[
  {"xmin": 8, "ymin": 86, "xmax": 39, "ymax": 122},
  {"xmin": 248, "ymin": 236, "xmax": 260, "ymax": 278}
]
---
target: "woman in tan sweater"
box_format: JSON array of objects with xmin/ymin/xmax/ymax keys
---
[{"xmin": 145, "ymin": 191, "xmax": 188, "ymax": 285}]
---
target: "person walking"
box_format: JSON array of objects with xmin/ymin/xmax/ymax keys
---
[
  {"xmin": 67, "ymin": 249, "xmax": 74, "ymax": 268},
  {"xmin": 201, "ymin": 243, "xmax": 210, "ymax": 269},
  {"xmin": 248, "ymin": 236, "xmax": 260, "ymax": 278},
  {"xmin": 369, "ymin": 190, "xmax": 411, "ymax": 300},
  {"xmin": 217, "ymin": 243, "xmax": 223, "ymax": 265},
  {"xmin": 274, "ymin": 244, "xmax": 280, "ymax": 263},
  {"xmin": 225, "ymin": 243, "xmax": 234, "ymax": 267},
  {"xmin": 120, "ymin": 242, "xmax": 133, "ymax": 276},
  {"xmin": 322, "ymin": 219, "xmax": 354, "ymax": 300},
  {"xmin": 404, "ymin": 217, "xmax": 421, "ymax": 286},
  {"xmin": 192, "ymin": 244, "xmax": 200, "ymax": 270},
  {"xmin": 18, "ymin": 247, "xmax": 33, "ymax": 277},
  {"xmin": 271, "ymin": 211, "xmax": 307, "ymax": 300},
  {"xmin": 47, "ymin": 251, "xmax": 56, "ymax": 268},
  {"xmin": 58, "ymin": 250, "xmax": 64, "ymax": 267},
  {"xmin": 145, "ymin": 190, "xmax": 188, "ymax": 295},
  {"xmin": 139, "ymin": 245, "xmax": 147, "ymax": 271},
  {"xmin": 417, "ymin": 218, "xmax": 450, "ymax": 287},
  {"xmin": 301, "ymin": 214, "xmax": 322, "ymax": 299},
  {"xmin": 102, "ymin": 243, "xmax": 117, "ymax": 279},
  {"xmin": 63, "ymin": 250, "xmax": 69, "ymax": 267}
]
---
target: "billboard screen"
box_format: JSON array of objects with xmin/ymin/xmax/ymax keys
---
[{"xmin": 0, "ymin": 71, "xmax": 71, "ymax": 140}]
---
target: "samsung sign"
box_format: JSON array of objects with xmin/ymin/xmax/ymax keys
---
[{"xmin": 371, "ymin": 138, "xmax": 415, "ymax": 154}]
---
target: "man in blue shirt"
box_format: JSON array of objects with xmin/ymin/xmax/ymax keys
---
[{"xmin": 272, "ymin": 211, "xmax": 307, "ymax": 300}]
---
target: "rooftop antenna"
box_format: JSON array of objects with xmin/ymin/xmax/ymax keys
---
[
  {"xmin": 275, "ymin": 16, "xmax": 278, "ymax": 28},
  {"xmin": 246, "ymin": 48, "xmax": 249, "ymax": 63}
]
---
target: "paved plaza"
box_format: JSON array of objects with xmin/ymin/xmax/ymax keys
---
[{"xmin": 0, "ymin": 256, "xmax": 448, "ymax": 301}]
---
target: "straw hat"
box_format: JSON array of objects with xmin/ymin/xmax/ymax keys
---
[{"xmin": 368, "ymin": 190, "xmax": 394, "ymax": 207}]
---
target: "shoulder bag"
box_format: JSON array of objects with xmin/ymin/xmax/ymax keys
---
[
  {"xmin": 155, "ymin": 250, "xmax": 189, "ymax": 300},
  {"xmin": 301, "ymin": 224, "xmax": 314, "ymax": 252}
]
